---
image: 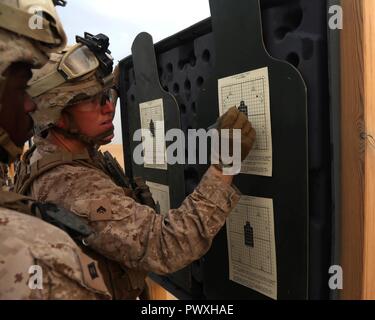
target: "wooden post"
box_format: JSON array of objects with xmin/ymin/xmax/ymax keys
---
[{"xmin": 340, "ymin": 0, "xmax": 375, "ymax": 299}]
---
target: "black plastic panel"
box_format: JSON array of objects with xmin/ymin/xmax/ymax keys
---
[
  {"xmin": 196, "ymin": 0, "xmax": 308, "ymax": 300},
  {"xmin": 119, "ymin": 0, "xmax": 331, "ymax": 300}
]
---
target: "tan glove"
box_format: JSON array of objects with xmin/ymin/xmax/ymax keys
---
[
  {"xmin": 133, "ymin": 176, "xmax": 158, "ymax": 211},
  {"xmin": 215, "ymin": 106, "xmax": 256, "ymax": 167}
]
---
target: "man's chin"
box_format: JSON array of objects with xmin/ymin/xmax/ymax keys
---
[{"xmin": 100, "ymin": 134, "xmax": 114, "ymax": 145}]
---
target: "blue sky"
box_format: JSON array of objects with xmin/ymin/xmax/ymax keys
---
[{"xmin": 57, "ymin": 0, "xmax": 210, "ymax": 144}]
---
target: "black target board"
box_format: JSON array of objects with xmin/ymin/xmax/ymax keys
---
[
  {"xmin": 119, "ymin": 0, "xmax": 332, "ymax": 300},
  {"xmin": 196, "ymin": 0, "xmax": 308, "ymax": 300},
  {"xmin": 121, "ymin": 32, "xmax": 186, "ymax": 209}
]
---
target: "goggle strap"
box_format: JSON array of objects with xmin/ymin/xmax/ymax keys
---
[
  {"xmin": 60, "ymin": 78, "xmax": 101, "ymax": 93},
  {"xmin": 27, "ymin": 70, "xmax": 66, "ymax": 97}
]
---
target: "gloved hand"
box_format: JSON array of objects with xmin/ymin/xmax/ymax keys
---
[
  {"xmin": 133, "ymin": 176, "xmax": 157, "ymax": 211},
  {"xmin": 214, "ymin": 106, "xmax": 256, "ymax": 169}
]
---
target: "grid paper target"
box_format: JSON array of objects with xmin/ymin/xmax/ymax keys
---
[
  {"xmin": 228, "ymin": 204, "xmax": 273, "ymax": 275},
  {"xmin": 221, "ymin": 77, "xmax": 268, "ymax": 151}
]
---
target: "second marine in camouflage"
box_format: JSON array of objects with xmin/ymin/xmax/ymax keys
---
[{"xmin": 0, "ymin": 0, "xmax": 110, "ymax": 300}]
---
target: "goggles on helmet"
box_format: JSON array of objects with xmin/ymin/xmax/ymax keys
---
[
  {"xmin": 59, "ymin": 44, "xmax": 99, "ymax": 79},
  {"xmin": 28, "ymin": 32, "xmax": 114, "ymax": 98}
]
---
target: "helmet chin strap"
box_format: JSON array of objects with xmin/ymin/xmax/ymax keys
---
[
  {"xmin": 0, "ymin": 127, "xmax": 24, "ymax": 163},
  {"xmin": 89, "ymin": 128, "xmax": 115, "ymax": 146},
  {"xmin": 53, "ymin": 126, "xmax": 114, "ymax": 148},
  {"xmin": 51, "ymin": 109, "xmax": 115, "ymax": 147}
]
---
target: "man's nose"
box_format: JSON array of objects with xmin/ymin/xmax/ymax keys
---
[
  {"xmin": 101, "ymin": 99, "xmax": 115, "ymax": 114},
  {"xmin": 24, "ymin": 93, "xmax": 36, "ymax": 113}
]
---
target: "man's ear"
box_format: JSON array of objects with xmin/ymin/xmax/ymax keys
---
[{"xmin": 56, "ymin": 113, "xmax": 68, "ymax": 129}]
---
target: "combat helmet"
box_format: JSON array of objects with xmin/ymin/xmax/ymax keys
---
[
  {"xmin": 28, "ymin": 32, "xmax": 117, "ymax": 145},
  {"xmin": 0, "ymin": 0, "xmax": 67, "ymax": 161}
]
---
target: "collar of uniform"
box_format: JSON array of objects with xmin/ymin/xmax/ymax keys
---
[
  {"xmin": 31, "ymin": 136, "xmax": 64, "ymax": 165},
  {"xmin": 33, "ymin": 136, "xmax": 99, "ymax": 156},
  {"xmin": 31, "ymin": 136, "xmax": 97, "ymax": 165},
  {"xmin": 34, "ymin": 136, "xmax": 61, "ymax": 154}
]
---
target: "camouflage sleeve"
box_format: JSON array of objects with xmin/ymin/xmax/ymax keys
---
[
  {"xmin": 31, "ymin": 166, "xmax": 240, "ymax": 275},
  {"xmin": 0, "ymin": 209, "xmax": 111, "ymax": 300}
]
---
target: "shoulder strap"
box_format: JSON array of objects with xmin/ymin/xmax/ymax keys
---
[
  {"xmin": 0, "ymin": 190, "xmax": 94, "ymax": 246},
  {"xmin": 14, "ymin": 148, "xmax": 98, "ymax": 196},
  {"xmin": 15, "ymin": 147, "xmax": 156, "ymax": 210},
  {"xmin": 0, "ymin": 190, "xmax": 33, "ymax": 214}
]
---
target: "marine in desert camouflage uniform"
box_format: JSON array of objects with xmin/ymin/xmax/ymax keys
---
[
  {"xmin": 0, "ymin": 0, "xmax": 110, "ymax": 300},
  {"xmin": 16, "ymin": 31, "xmax": 256, "ymax": 299}
]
